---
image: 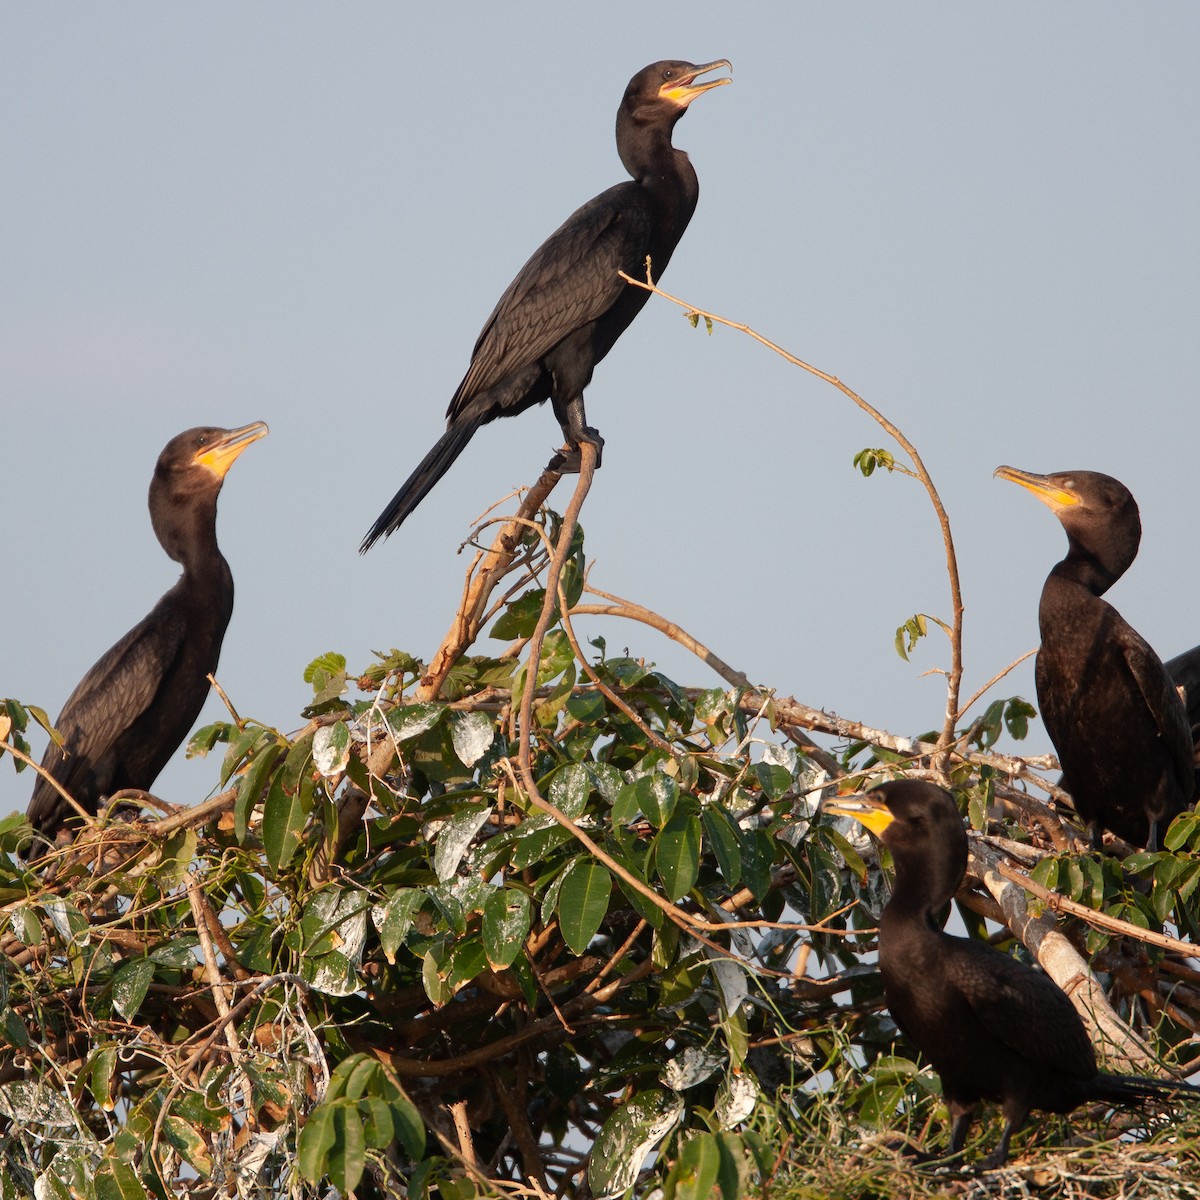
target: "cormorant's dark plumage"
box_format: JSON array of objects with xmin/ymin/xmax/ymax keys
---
[
  {"xmin": 996, "ymin": 466, "xmax": 1195, "ymax": 849},
  {"xmin": 27, "ymin": 422, "xmax": 268, "ymax": 851},
  {"xmin": 361, "ymin": 58, "xmax": 731, "ymax": 550},
  {"xmin": 827, "ymin": 780, "xmax": 1198, "ymax": 1167}
]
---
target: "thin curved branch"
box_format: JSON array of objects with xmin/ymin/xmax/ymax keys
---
[{"xmin": 619, "ymin": 267, "xmax": 964, "ymax": 763}]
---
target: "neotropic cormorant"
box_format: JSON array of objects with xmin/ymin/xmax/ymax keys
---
[
  {"xmin": 995, "ymin": 466, "xmax": 1195, "ymax": 850},
  {"xmin": 826, "ymin": 779, "xmax": 1198, "ymax": 1167},
  {"xmin": 26, "ymin": 422, "xmax": 268, "ymax": 851},
  {"xmin": 360, "ymin": 58, "xmax": 731, "ymax": 550}
]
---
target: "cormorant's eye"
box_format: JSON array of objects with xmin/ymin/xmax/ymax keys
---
[{"xmin": 663, "ymin": 69, "xmax": 674, "ymax": 80}]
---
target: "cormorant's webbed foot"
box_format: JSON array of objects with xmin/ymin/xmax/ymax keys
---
[{"xmin": 548, "ymin": 428, "xmax": 605, "ymax": 474}]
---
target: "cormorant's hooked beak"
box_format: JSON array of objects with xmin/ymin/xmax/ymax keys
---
[
  {"xmin": 196, "ymin": 421, "xmax": 270, "ymax": 479},
  {"xmin": 663, "ymin": 60, "xmax": 732, "ymax": 107},
  {"xmin": 994, "ymin": 465, "xmax": 1082, "ymax": 513},
  {"xmin": 824, "ymin": 793, "xmax": 896, "ymax": 838}
]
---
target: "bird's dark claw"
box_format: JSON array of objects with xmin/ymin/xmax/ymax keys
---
[{"xmin": 548, "ymin": 429, "xmax": 604, "ymax": 474}]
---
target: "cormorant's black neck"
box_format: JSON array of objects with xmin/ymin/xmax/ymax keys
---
[
  {"xmin": 1049, "ymin": 496, "xmax": 1140, "ymax": 598},
  {"xmin": 886, "ymin": 833, "xmax": 966, "ymax": 929},
  {"xmin": 616, "ymin": 107, "xmax": 699, "ymax": 222},
  {"xmin": 149, "ymin": 481, "xmax": 227, "ymax": 587},
  {"xmin": 1050, "ymin": 524, "xmax": 1137, "ymax": 598}
]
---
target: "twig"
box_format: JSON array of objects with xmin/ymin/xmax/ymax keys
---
[
  {"xmin": 619, "ymin": 268, "xmax": 964, "ymax": 764},
  {"xmin": 996, "ymin": 858, "xmax": 1200, "ymax": 961},
  {"xmin": 568, "ymin": 589, "xmax": 843, "ymax": 777},
  {"xmin": 206, "ymin": 673, "xmax": 242, "ymax": 726},
  {"xmin": 419, "ymin": 464, "xmax": 566, "ymax": 701},
  {"xmin": 517, "ymin": 443, "xmax": 597, "ymax": 776},
  {"xmin": 955, "ymin": 648, "xmax": 1039, "ymax": 723}
]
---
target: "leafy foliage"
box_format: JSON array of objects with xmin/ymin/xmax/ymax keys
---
[{"xmin": 4, "ymin": 486, "xmax": 1200, "ymax": 1198}]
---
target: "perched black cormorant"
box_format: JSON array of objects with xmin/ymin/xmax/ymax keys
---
[
  {"xmin": 995, "ymin": 466, "xmax": 1194, "ymax": 850},
  {"xmin": 361, "ymin": 58, "xmax": 731, "ymax": 550},
  {"xmin": 26, "ymin": 422, "xmax": 268, "ymax": 850},
  {"xmin": 827, "ymin": 780, "xmax": 1198, "ymax": 1167}
]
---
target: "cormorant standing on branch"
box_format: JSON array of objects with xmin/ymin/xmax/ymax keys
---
[
  {"xmin": 26, "ymin": 422, "xmax": 268, "ymax": 851},
  {"xmin": 826, "ymin": 780, "xmax": 1199, "ymax": 1167},
  {"xmin": 360, "ymin": 58, "xmax": 731, "ymax": 550},
  {"xmin": 995, "ymin": 466, "xmax": 1194, "ymax": 850}
]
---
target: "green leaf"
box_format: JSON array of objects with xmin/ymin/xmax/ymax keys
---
[
  {"xmin": 894, "ymin": 613, "xmax": 928, "ymax": 662},
  {"xmin": 548, "ymin": 761, "xmax": 592, "ymax": 819},
  {"xmin": 220, "ymin": 724, "xmax": 270, "ymax": 785},
  {"xmin": 186, "ymin": 721, "xmax": 232, "ymax": 759},
  {"xmin": 360, "ymin": 1096, "xmax": 394, "ymax": 1149},
  {"xmin": 483, "ymin": 888, "xmax": 532, "ymax": 969},
  {"xmin": 373, "ymin": 889, "xmax": 425, "ymax": 963},
  {"xmin": 666, "ymin": 1132, "xmax": 722, "ymax": 1200},
  {"xmin": 387, "ymin": 702, "xmax": 448, "ymax": 742},
  {"xmin": 1003, "ymin": 697, "xmax": 1036, "ymax": 741},
  {"xmin": 111, "ymin": 958, "xmax": 154, "ymax": 1021},
  {"xmin": 262, "ymin": 772, "xmax": 310, "ymax": 875},
  {"xmin": 328, "ymin": 1099, "xmax": 364, "ymax": 1195},
  {"xmin": 655, "ymin": 809, "xmax": 701, "ymax": 902},
  {"xmin": 234, "ymin": 742, "xmax": 283, "ymax": 843},
  {"xmin": 390, "ymin": 1086, "xmax": 426, "ymax": 1159},
  {"xmin": 304, "ymin": 651, "xmax": 347, "ymax": 685},
  {"xmin": 642, "ymin": 774, "xmax": 679, "ymax": 828},
  {"xmin": 162, "ymin": 1114, "xmax": 213, "ymax": 1177},
  {"xmin": 433, "ymin": 803, "xmax": 493, "ymax": 882},
  {"xmin": 853, "ymin": 447, "xmax": 895, "ymax": 477},
  {"xmin": 557, "ymin": 859, "xmax": 611, "ymax": 954},
  {"xmin": 89, "ymin": 1045, "xmax": 118, "ymax": 1111},
  {"xmin": 451, "ymin": 710, "xmax": 495, "ymax": 767},
  {"xmin": 421, "ymin": 947, "xmax": 453, "ymax": 1006},
  {"xmin": 588, "ymin": 1088, "xmax": 684, "ymax": 1199},
  {"xmin": 312, "ymin": 720, "xmax": 351, "ymax": 777},
  {"xmin": 297, "ymin": 1102, "xmax": 336, "ymax": 1182},
  {"xmin": 95, "ymin": 1161, "xmax": 148, "ymax": 1200},
  {"xmin": 492, "ymin": 589, "xmax": 547, "ymax": 640},
  {"xmin": 714, "ymin": 1132, "xmax": 754, "ymax": 1200},
  {"xmin": 702, "ymin": 806, "xmax": 743, "ymax": 888},
  {"xmin": 1030, "ymin": 855, "xmax": 1061, "ymax": 891}
]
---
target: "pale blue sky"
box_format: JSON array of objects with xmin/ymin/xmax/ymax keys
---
[{"xmin": 4, "ymin": 5, "xmax": 1199, "ymax": 818}]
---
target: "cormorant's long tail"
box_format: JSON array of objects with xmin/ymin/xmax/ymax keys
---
[
  {"xmin": 1091, "ymin": 1072, "xmax": 1200, "ymax": 1106},
  {"xmin": 360, "ymin": 418, "xmax": 481, "ymax": 552}
]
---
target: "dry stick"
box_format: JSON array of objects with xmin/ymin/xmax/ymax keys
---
[
  {"xmin": 449, "ymin": 1100, "xmax": 477, "ymax": 1171},
  {"xmin": 1, "ymin": 735, "xmax": 94, "ymax": 825},
  {"xmin": 569, "ymin": 592, "xmax": 843, "ymax": 778},
  {"xmin": 517, "ymin": 445, "xmax": 597, "ymax": 773},
  {"xmin": 499, "ymin": 457, "xmax": 828, "ymax": 946},
  {"xmin": 557, "ymin": 592, "xmax": 675, "ymax": 757},
  {"xmin": 718, "ymin": 689, "xmax": 1063, "ymax": 793},
  {"xmin": 619, "ymin": 267, "xmax": 965, "ymax": 762},
  {"xmin": 418, "ymin": 465, "xmax": 566, "ymax": 702},
  {"xmin": 968, "ymin": 839, "xmax": 1160, "ymax": 1073},
  {"xmin": 206, "ymin": 672, "xmax": 243, "ymax": 726},
  {"xmin": 954, "ymin": 648, "xmax": 1039, "ymax": 724},
  {"xmin": 996, "ymin": 858, "xmax": 1200, "ymax": 961},
  {"xmin": 186, "ymin": 875, "xmax": 255, "ymax": 1122}
]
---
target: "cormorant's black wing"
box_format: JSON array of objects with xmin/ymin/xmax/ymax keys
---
[
  {"xmin": 1116, "ymin": 623, "xmax": 1196, "ymax": 795},
  {"xmin": 448, "ymin": 182, "xmax": 652, "ymax": 423},
  {"xmin": 28, "ymin": 597, "xmax": 188, "ymax": 829},
  {"xmin": 946, "ymin": 936, "xmax": 1096, "ymax": 1081}
]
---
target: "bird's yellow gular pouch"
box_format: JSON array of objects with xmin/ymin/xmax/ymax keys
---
[
  {"xmin": 195, "ymin": 421, "xmax": 270, "ymax": 480},
  {"xmin": 993, "ymin": 465, "xmax": 1082, "ymax": 514},
  {"xmin": 824, "ymin": 796, "xmax": 896, "ymax": 838},
  {"xmin": 661, "ymin": 61, "xmax": 732, "ymax": 108}
]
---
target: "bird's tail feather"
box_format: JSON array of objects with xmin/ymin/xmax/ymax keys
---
[
  {"xmin": 360, "ymin": 418, "xmax": 481, "ymax": 552},
  {"xmin": 1092, "ymin": 1072, "xmax": 1200, "ymax": 1106}
]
